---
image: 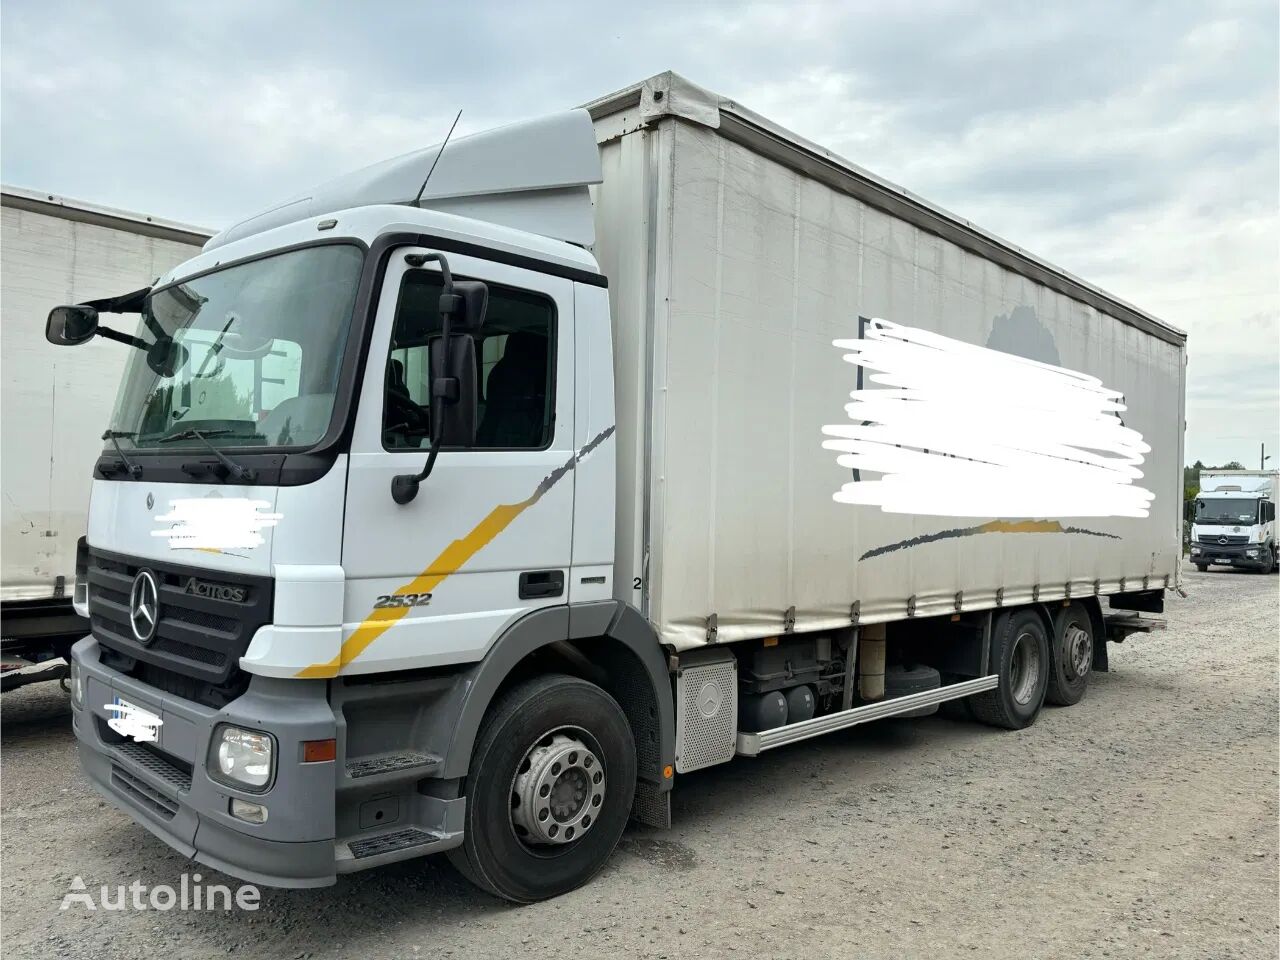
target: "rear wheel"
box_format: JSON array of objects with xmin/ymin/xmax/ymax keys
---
[
  {"xmin": 447, "ymin": 674, "xmax": 636, "ymax": 903},
  {"xmin": 970, "ymin": 609, "xmax": 1049, "ymax": 730},
  {"xmin": 1046, "ymin": 601, "xmax": 1093, "ymax": 706}
]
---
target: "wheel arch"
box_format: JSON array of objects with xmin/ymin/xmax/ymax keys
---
[{"xmin": 440, "ymin": 602, "xmax": 675, "ymax": 792}]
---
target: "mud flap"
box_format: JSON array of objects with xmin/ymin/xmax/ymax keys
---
[{"xmin": 631, "ymin": 779, "xmax": 671, "ymax": 829}]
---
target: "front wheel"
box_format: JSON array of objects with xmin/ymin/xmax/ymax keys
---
[
  {"xmin": 970, "ymin": 609, "xmax": 1050, "ymax": 730},
  {"xmin": 1194, "ymin": 564, "xmax": 1209, "ymax": 572},
  {"xmin": 448, "ymin": 674, "xmax": 637, "ymax": 903}
]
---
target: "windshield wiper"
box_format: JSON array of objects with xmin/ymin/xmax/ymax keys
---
[
  {"xmin": 102, "ymin": 430, "xmax": 142, "ymax": 478},
  {"xmin": 195, "ymin": 316, "xmax": 236, "ymax": 378},
  {"xmin": 159, "ymin": 429, "xmax": 257, "ymax": 483}
]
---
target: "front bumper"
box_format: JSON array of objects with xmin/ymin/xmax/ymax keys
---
[
  {"xmin": 71, "ymin": 636, "xmax": 338, "ymax": 887},
  {"xmin": 71, "ymin": 637, "xmax": 467, "ymax": 887},
  {"xmin": 1190, "ymin": 543, "xmax": 1271, "ymax": 569}
]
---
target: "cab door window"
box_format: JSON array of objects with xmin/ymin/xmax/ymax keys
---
[{"xmin": 382, "ymin": 271, "xmax": 556, "ymax": 451}]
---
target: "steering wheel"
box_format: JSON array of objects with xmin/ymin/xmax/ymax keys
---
[{"xmin": 386, "ymin": 388, "xmax": 431, "ymax": 435}]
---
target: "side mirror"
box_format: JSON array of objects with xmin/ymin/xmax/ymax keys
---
[
  {"xmin": 444, "ymin": 280, "xmax": 488, "ymax": 334},
  {"xmin": 391, "ymin": 256, "xmax": 489, "ymax": 504},
  {"xmin": 46, "ymin": 305, "xmax": 99, "ymax": 346},
  {"xmin": 427, "ymin": 280, "xmax": 485, "ymax": 447},
  {"xmin": 431, "ymin": 334, "xmax": 479, "ymax": 447}
]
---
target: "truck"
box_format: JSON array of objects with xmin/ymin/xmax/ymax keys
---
[
  {"xmin": 46, "ymin": 72, "xmax": 1184, "ymax": 901},
  {"xmin": 0, "ymin": 186, "xmax": 209, "ymax": 691},
  {"xmin": 1189, "ymin": 470, "xmax": 1278, "ymax": 572}
]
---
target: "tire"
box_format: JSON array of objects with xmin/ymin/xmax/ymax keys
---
[
  {"xmin": 1194, "ymin": 564, "xmax": 1208, "ymax": 572},
  {"xmin": 936, "ymin": 672, "xmax": 974, "ymax": 720},
  {"xmin": 884, "ymin": 663, "xmax": 941, "ymax": 717},
  {"xmin": 1046, "ymin": 601, "xmax": 1093, "ymax": 706},
  {"xmin": 447, "ymin": 673, "xmax": 636, "ymax": 903},
  {"xmin": 969, "ymin": 609, "xmax": 1049, "ymax": 730}
]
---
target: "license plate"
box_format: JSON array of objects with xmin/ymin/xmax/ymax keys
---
[{"xmin": 106, "ymin": 696, "xmax": 164, "ymax": 743}]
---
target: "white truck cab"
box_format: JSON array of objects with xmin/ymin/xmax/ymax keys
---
[
  {"xmin": 48, "ymin": 74, "xmax": 1184, "ymax": 902},
  {"xmin": 1190, "ymin": 471, "xmax": 1279, "ymax": 572},
  {"xmin": 55, "ymin": 110, "xmax": 640, "ymax": 897}
]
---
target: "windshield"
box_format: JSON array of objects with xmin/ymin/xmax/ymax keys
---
[
  {"xmin": 1195, "ymin": 497, "xmax": 1259, "ymax": 524},
  {"xmin": 107, "ymin": 244, "xmax": 363, "ymax": 450}
]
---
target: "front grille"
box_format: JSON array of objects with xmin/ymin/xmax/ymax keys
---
[
  {"xmin": 87, "ymin": 547, "xmax": 272, "ymax": 708},
  {"xmin": 1199, "ymin": 534, "xmax": 1248, "ymax": 545},
  {"xmin": 111, "ymin": 766, "xmax": 180, "ymax": 820},
  {"xmin": 152, "ymin": 637, "xmax": 228, "ymax": 666},
  {"xmin": 164, "ymin": 606, "xmax": 238, "ymax": 635},
  {"xmin": 95, "ymin": 652, "xmax": 246, "ymax": 709}
]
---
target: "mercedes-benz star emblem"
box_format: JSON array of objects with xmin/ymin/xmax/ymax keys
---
[
  {"xmin": 145, "ymin": 492, "xmax": 155, "ymax": 511},
  {"xmin": 696, "ymin": 680, "xmax": 723, "ymax": 719},
  {"xmin": 129, "ymin": 570, "xmax": 159, "ymax": 643}
]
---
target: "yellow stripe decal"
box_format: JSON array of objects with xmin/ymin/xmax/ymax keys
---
[
  {"xmin": 978, "ymin": 519, "xmax": 1065, "ymax": 535},
  {"xmin": 295, "ymin": 426, "xmax": 615, "ymax": 679}
]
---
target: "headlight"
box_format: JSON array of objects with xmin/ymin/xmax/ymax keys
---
[
  {"xmin": 1245, "ymin": 549, "xmax": 1259, "ymax": 558},
  {"xmin": 69, "ymin": 660, "xmax": 84, "ymax": 708},
  {"xmin": 1190, "ymin": 546, "xmax": 1201, "ymax": 554},
  {"xmin": 209, "ymin": 725, "xmax": 275, "ymax": 791}
]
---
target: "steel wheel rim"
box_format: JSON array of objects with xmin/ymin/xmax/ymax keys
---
[
  {"xmin": 1063, "ymin": 621, "xmax": 1092, "ymax": 680},
  {"xmin": 510, "ymin": 726, "xmax": 606, "ymax": 849},
  {"xmin": 1009, "ymin": 630, "xmax": 1042, "ymax": 705}
]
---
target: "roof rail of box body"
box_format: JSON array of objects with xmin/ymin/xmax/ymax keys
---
[
  {"xmin": 583, "ymin": 71, "xmax": 1186, "ymax": 348},
  {"xmin": 203, "ymin": 110, "xmax": 603, "ymax": 254},
  {"xmin": 1, "ymin": 184, "xmax": 211, "ymax": 245}
]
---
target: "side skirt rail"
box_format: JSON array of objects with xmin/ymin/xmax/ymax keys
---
[{"xmin": 736, "ymin": 675, "xmax": 999, "ymax": 756}]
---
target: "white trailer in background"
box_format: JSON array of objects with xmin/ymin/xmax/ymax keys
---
[
  {"xmin": 1, "ymin": 187, "xmax": 209, "ymax": 688},
  {"xmin": 1190, "ymin": 470, "xmax": 1279, "ymax": 572},
  {"xmin": 50, "ymin": 72, "xmax": 1184, "ymax": 901}
]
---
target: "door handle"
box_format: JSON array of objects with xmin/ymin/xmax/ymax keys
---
[{"xmin": 519, "ymin": 570, "xmax": 564, "ymax": 600}]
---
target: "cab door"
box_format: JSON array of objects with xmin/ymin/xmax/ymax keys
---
[{"xmin": 338, "ymin": 246, "xmax": 575, "ymax": 675}]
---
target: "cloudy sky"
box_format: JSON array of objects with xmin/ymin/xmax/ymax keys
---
[{"xmin": 3, "ymin": 0, "xmax": 1276, "ymax": 467}]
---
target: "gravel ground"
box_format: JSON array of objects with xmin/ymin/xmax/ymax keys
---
[{"xmin": 3, "ymin": 560, "xmax": 1277, "ymax": 959}]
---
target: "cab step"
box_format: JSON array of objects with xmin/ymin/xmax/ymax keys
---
[
  {"xmin": 346, "ymin": 827, "xmax": 445, "ymax": 860},
  {"xmin": 345, "ymin": 751, "xmax": 440, "ymax": 780}
]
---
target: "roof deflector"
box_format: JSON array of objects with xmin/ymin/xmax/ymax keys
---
[{"xmin": 204, "ymin": 109, "xmax": 603, "ymax": 252}]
